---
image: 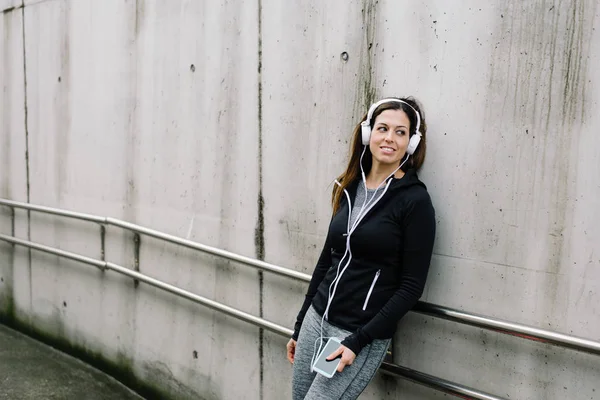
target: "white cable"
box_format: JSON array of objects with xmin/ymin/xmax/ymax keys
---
[
  {"xmin": 310, "ymin": 150, "xmax": 411, "ymax": 371},
  {"xmin": 325, "ymin": 179, "xmax": 392, "ymax": 315},
  {"xmin": 310, "ymin": 335, "xmax": 334, "ymax": 371},
  {"xmin": 349, "ymin": 151, "xmax": 410, "ymax": 236}
]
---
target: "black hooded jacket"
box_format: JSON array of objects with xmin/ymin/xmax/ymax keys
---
[{"xmin": 292, "ymin": 169, "xmax": 436, "ymax": 355}]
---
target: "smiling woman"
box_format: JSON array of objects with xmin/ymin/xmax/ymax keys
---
[
  {"xmin": 286, "ymin": 97, "xmax": 436, "ymax": 400},
  {"xmin": 371, "ymin": 109, "xmax": 411, "ymax": 161},
  {"xmin": 331, "ymin": 98, "xmax": 428, "ymax": 215}
]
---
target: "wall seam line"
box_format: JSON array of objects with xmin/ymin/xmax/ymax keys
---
[
  {"xmin": 256, "ymin": 0, "xmax": 265, "ymax": 398},
  {"xmin": 20, "ymin": 0, "xmax": 32, "ymax": 318}
]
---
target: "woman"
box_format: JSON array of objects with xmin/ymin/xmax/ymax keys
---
[{"xmin": 286, "ymin": 97, "xmax": 436, "ymax": 399}]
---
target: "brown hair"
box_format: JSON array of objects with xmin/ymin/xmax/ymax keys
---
[{"xmin": 331, "ymin": 97, "xmax": 427, "ymax": 214}]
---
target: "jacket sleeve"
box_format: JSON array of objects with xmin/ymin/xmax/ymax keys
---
[
  {"xmin": 291, "ymin": 225, "xmax": 333, "ymax": 340},
  {"xmin": 341, "ymin": 193, "xmax": 436, "ymax": 355}
]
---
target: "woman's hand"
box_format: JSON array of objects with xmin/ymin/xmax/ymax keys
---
[
  {"xmin": 286, "ymin": 338, "xmax": 297, "ymax": 364},
  {"xmin": 326, "ymin": 345, "xmax": 356, "ymax": 373}
]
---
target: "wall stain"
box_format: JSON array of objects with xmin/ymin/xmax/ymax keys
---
[
  {"xmin": 49, "ymin": 2, "xmax": 71, "ymax": 327},
  {"xmin": 482, "ymin": 0, "xmax": 598, "ymax": 345},
  {"xmin": 0, "ymin": 207, "xmax": 16, "ymax": 317},
  {"xmin": 120, "ymin": 2, "xmax": 141, "ymax": 383},
  {"xmin": 133, "ymin": 233, "xmax": 140, "ymax": 288},
  {"xmin": 124, "ymin": 0, "xmax": 139, "ymax": 224},
  {"xmin": 0, "ymin": 311, "xmax": 177, "ymax": 400},
  {"xmin": 55, "ymin": 1, "xmax": 71, "ymax": 202},
  {"xmin": 256, "ymin": 1, "xmax": 265, "ymax": 399},
  {"xmin": 143, "ymin": 361, "xmax": 220, "ymax": 400},
  {"xmin": 2, "ymin": 11, "xmax": 13, "ymax": 199},
  {"xmin": 354, "ymin": 0, "xmax": 378, "ymax": 118},
  {"xmin": 134, "ymin": 0, "xmax": 144, "ymax": 38},
  {"xmin": 20, "ymin": 0, "xmax": 32, "ymax": 318},
  {"xmin": 2, "ymin": 5, "xmax": 23, "ymax": 15},
  {"xmin": 100, "ymin": 224, "xmax": 106, "ymax": 261}
]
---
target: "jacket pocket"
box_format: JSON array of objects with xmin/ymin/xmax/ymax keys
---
[{"xmin": 362, "ymin": 269, "xmax": 381, "ymax": 311}]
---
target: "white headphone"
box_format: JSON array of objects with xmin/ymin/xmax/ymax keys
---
[{"xmin": 360, "ymin": 98, "xmax": 422, "ymax": 155}]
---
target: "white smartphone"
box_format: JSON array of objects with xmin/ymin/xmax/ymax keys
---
[{"xmin": 312, "ymin": 337, "xmax": 342, "ymax": 378}]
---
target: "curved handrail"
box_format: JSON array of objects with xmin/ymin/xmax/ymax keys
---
[
  {"xmin": 1, "ymin": 198, "xmax": 599, "ymax": 357},
  {"xmin": 0, "ymin": 233, "xmax": 507, "ymax": 400},
  {"xmin": 413, "ymin": 303, "xmax": 600, "ymax": 356}
]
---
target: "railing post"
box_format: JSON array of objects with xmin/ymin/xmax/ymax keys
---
[
  {"xmin": 133, "ymin": 233, "xmax": 141, "ymax": 288},
  {"xmin": 9, "ymin": 206, "xmax": 15, "ymax": 245},
  {"xmin": 385, "ymin": 337, "xmax": 394, "ymax": 363},
  {"xmin": 100, "ymin": 225, "xmax": 106, "ymax": 262}
]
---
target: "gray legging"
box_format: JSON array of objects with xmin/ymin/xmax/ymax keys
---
[{"xmin": 292, "ymin": 305, "xmax": 391, "ymax": 400}]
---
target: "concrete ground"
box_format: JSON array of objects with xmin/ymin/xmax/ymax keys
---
[{"xmin": 0, "ymin": 324, "xmax": 143, "ymax": 400}]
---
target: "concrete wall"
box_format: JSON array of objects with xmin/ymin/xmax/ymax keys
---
[{"xmin": 1, "ymin": 1, "xmax": 599, "ymax": 399}]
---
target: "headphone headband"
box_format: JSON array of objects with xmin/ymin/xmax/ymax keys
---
[
  {"xmin": 365, "ymin": 98, "xmax": 421, "ymax": 135},
  {"xmin": 360, "ymin": 98, "xmax": 423, "ymax": 154}
]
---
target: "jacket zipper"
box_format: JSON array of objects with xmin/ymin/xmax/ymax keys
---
[{"xmin": 362, "ymin": 269, "xmax": 381, "ymax": 311}]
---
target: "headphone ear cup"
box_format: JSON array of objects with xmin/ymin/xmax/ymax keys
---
[
  {"xmin": 361, "ymin": 122, "xmax": 371, "ymax": 146},
  {"xmin": 406, "ymin": 133, "xmax": 421, "ymax": 155}
]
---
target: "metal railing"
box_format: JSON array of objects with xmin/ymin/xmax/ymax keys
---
[
  {"xmin": 2, "ymin": 198, "xmax": 600, "ymax": 398},
  {"xmin": 2, "ymin": 199, "xmax": 598, "ymax": 357},
  {"xmin": 0, "ymin": 232, "xmax": 506, "ymax": 400}
]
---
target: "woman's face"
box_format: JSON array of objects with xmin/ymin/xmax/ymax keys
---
[{"xmin": 369, "ymin": 109, "xmax": 411, "ymax": 167}]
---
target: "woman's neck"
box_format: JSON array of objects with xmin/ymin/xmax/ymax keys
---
[{"xmin": 365, "ymin": 161, "xmax": 405, "ymax": 189}]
